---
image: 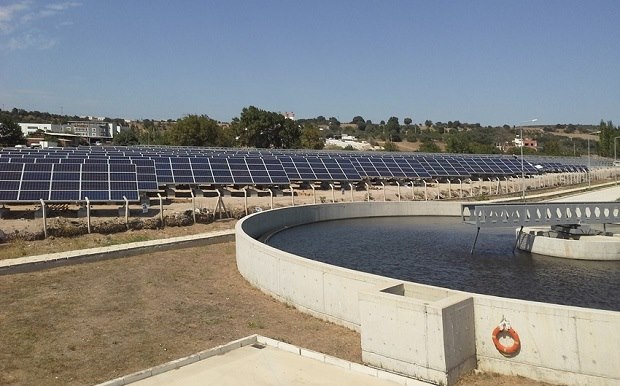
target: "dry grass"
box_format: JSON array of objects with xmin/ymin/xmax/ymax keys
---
[
  {"xmin": 0, "ymin": 239, "xmax": 361, "ymax": 385},
  {"xmin": 0, "ymin": 219, "xmax": 237, "ymax": 260}
]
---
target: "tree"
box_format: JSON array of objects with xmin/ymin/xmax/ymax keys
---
[
  {"xmin": 598, "ymin": 120, "xmax": 617, "ymax": 157},
  {"xmin": 446, "ymin": 132, "xmax": 471, "ymax": 153},
  {"xmin": 419, "ymin": 139, "xmax": 441, "ymax": 153},
  {"xmin": 0, "ymin": 115, "xmax": 26, "ymax": 146},
  {"xmin": 113, "ymin": 127, "xmax": 140, "ymax": 146},
  {"xmin": 233, "ymin": 106, "xmax": 302, "ymax": 149},
  {"xmin": 351, "ymin": 116, "xmax": 366, "ymax": 131},
  {"xmin": 383, "ymin": 142, "xmax": 398, "ymax": 151},
  {"xmin": 385, "ymin": 116, "xmax": 400, "ymax": 140},
  {"xmin": 166, "ymin": 115, "xmax": 224, "ymax": 147},
  {"xmin": 404, "ymin": 117, "xmax": 412, "ymax": 126},
  {"xmin": 542, "ymin": 138, "xmax": 562, "ymax": 156},
  {"xmin": 328, "ymin": 117, "xmax": 340, "ymax": 131},
  {"xmin": 279, "ymin": 118, "xmax": 302, "ymax": 149},
  {"xmin": 351, "ymin": 116, "xmax": 365, "ymax": 125},
  {"xmin": 301, "ymin": 124, "xmax": 324, "ymax": 150}
]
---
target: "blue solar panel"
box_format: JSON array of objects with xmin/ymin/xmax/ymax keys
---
[
  {"xmin": 277, "ymin": 156, "xmax": 359, "ymax": 182},
  {"xmin": 0, "ymin": 190, "xmax": 18, "ymax": 200},
  {"xmin": 131, "ymin": 158, "xmax": 159, "ymax": 190},
  {"xmin": 152, "ymin": 157, "xmax": 174, "ymax": 184},
  {"xmin": 0, "ymin": 145, "xmax": 592, "ymax": 202}
]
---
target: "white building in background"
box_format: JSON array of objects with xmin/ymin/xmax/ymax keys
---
[
  {"xmin": 64, "ymin": 121, "xmax": 112, "ymax": 138},
  {"xmin": 18, "ymin": 123, "xmax": 61, "ymax": 136},
  {"xmin": 19, "ymin": 120, "xmax": 129, "ymax": 143},
  {"xmin": 325, "ymin": 134, "xmax": 380, "ymax": 151},
  {"xmin": 282, "ymin": 112, "xmax": 296, "ymax": 120}
]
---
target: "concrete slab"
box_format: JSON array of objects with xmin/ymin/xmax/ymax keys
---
[
  {"xmin": 126, "ymin": 344, "xmax": 408, "ymax": 386},
  {"xmin": 548, "ymin": 185, "xmax": 620, "ymax": 202}
]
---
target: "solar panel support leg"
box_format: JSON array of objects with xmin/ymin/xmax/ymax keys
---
[
  {"xmin": 349, "ymin": 183, "xmax": 354, "ymax": 202},
  {"xmin": 423, "ymin": 181, "xmax": 428, "ymax": 201},
  {"xmin": 40, "ymin": 199, "xmax": 47, "ymax": 239},
  {"xmin": 85, "ymin": 197, "xmax": 91, "ymax": 234},
  {"xmin": 310, "ymin": 185, "xmax": 316, "ymax": 204},
  {"xmin": 395, "ymin": 181, "xmax": 400, "ymax": 202},
  {"xmin": 190, "ymin": 190, "xmax": 196, "ymax": 224},
  {"xmin": 157, "ymin": 193, "xmax": 164, "ymax": 227},
  {"xmin": 380, "ymin": 182, "xmax": 385, "ymax": 202},
  {"xmin": 269, "ymin": 188, "xmax": 274, "ymax": 209},
  {"xmin": 290, "ymin": 185, "xmax": 295, "ymax": 207},
  {"xmin": 123, "ymin": 196, "xmax": 129, "ymax": 230},
  {"xmin": 365, "ymin": 183, "xmax": 370, "ymax": 202},
  {"xmin": 243, "ymin": 188, "xmax": 248, "ymax": 216},
  {"xmin": 470, "ymin": 227, "xmax": 480, "ymax": 255},
  {"xmin": 214, "ymin": 190, "xmax": 228, "ymax": 219}
]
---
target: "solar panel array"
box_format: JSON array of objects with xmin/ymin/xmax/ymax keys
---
[
  {"xmin": 0, "ymin": 146, "xmax": 590, "ymax": 203},
  {"xmin": 535, "ymin": 162, "xmax": 589, "ymax": 173},
  {"xmin": 151, "ymin": 156, "xmax": 289, "ymax": 185},
  {"xmin": 0, "ymin": 162, "xmax": 139, "ymax": 202}
]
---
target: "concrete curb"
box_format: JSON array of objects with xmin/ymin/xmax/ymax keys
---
[{"xmin": 0, "ymin": 229, "xmax": 235, "ymax": 275}]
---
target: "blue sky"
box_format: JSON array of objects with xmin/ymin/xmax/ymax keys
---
[{"xmin": 1, "ymin": 1, "xmax": 619, "ymax": 126}]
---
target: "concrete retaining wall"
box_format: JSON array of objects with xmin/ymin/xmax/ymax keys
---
[
  {"xmin": 235, "ymin": 202, "xmax": 620, "ymax": 385},
  {"xmin": 236, "ymin": 201, "xmax": 462, "ymax": 329}
]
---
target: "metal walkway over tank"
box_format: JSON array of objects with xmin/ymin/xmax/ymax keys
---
[{"xmin": 461, "ymin": 202, "xmax": 620, "ymax": 253}]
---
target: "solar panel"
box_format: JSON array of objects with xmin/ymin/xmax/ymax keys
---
[
  {"xmin": 169, "ymin": 157, "xmax": 194, "ymax": 184},
  {"xmin": 227, "ymin": 157, "xmax": 253, "ymax": 185},
  {"xmin": 344, "ymin": 157, "xmax": 370, "ymax": 178},
  {"xmin": 18, "ymin": 163, "xmax": 52, "ymax": 201},
  {"xmin": 262, "ymin": 157, "xmax": 290, "ymax": 184},
  {"xmin": 130, "ymin": 158, "xmax": 159, "ymax": 191},
  {"xmin": 152, "ymin": 157, "xmax": 175, "ymax": 184},
  {"xmin": 278, "ymin": 156, "xmax": 361, "ymax": 182},
  {"xmin": 0, "ymin": 163, "xmax": 22, "ymax": 201},
  {"xmin": 79, "ymin": 163, "xmax": 139, "ymax": 201},
  {"xmin": 209, "ymin": 158, "xmax": 233, "ymax": 184}
]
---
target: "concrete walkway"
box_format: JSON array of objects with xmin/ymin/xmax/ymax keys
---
[
  {"xmin": 98, "ymin": 336, "xmax": 420, "ymax": 386},
  {"xmin": 129, "ymin": 345, "xmax": 407, "ymax": 386},
  {"xmin": 547, "ymin": 185, "xmax": 620, "ymax": 202}
]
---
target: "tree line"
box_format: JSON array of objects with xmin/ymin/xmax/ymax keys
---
[{"xmin": 2, "ymin": 107, "xmax": 618, "ymax": 159}]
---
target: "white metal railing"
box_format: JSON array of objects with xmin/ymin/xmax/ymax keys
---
[{"xmin": 461, "ymin": 202, "xmax": 620, "ymax": 228}]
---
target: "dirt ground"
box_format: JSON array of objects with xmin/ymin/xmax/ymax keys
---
[{"xmin": 0, "ymin": 221, "xmax": 557, "ymax": 386}]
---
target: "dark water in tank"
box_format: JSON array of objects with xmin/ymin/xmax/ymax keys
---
[{"xmin": 266, "ymin": 216, "xmax": 620, "ymax": 311}]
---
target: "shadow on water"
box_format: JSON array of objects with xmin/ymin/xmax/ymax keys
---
[{"xmin": 266, "ymin": 216, "xmax": 620, "ymax": 311}]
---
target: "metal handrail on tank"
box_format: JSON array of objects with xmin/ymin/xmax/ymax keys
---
[
  {"xmin": 461, "ymin": 202, "xmax": 620, "ymax": 228},
  {"xmin": 461, "ymin": 202, "xmax": 620, "ymax": 254}
]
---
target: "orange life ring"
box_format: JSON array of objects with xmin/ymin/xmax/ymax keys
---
[{"xmin": 491, "ymin": 326, "xmax": 521, "ymax": 356}]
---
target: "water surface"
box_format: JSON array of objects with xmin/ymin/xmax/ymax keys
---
[{"xmin": 266, "ymin": 216, "xmax": 620, "ymax": 311}]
